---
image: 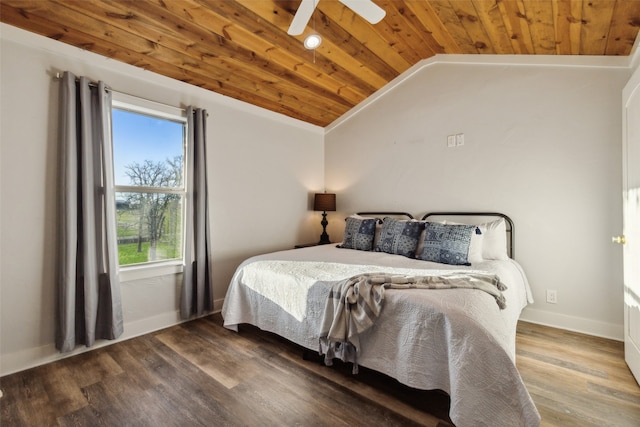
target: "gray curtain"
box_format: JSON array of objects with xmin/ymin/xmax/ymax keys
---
[
  {"xmin": 56, "ymin": 71, "xmax": 123, "ymax": 352},
  {"xmin": 180, "ymin": 107, "xmax": 213, "ymax": 319}
]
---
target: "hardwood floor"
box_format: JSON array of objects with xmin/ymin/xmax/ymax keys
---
[
  {"xmin": 515, "ymin": 322, "xmax": 640, "ymax": 426},
  {"xmin": 1, "ymin": 315, "xmax": 638, "ymax": 426}
]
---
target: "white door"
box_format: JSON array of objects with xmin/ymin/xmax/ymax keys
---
[{"xmin": 622, "ymin": 65, "xmax": 640, "ymax": 384}]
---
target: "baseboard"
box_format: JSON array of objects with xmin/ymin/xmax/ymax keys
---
[
  {"xmin": 1, "ymin": 297, "xmax": 225, "ymax": 377},
  {"xmin": 519, "ymin": 307, "xmax": 624, "ymax": 341}
]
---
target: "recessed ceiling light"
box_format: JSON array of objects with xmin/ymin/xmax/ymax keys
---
[{"xmin": 304, "ymin": 34, "xmax": 322, "ymax": 50}]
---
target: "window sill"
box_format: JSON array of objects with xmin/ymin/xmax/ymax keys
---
[{"xmin": 119, "ymin": 262, "xmax": 183, "ymax": 282}]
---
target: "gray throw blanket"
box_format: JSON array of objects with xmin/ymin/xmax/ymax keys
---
[{"xmin": 318, "ymin": 272, "xmax": 507, "ymax": 373}]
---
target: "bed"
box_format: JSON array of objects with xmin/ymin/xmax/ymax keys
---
[{"xmin": 222, "ymin": 212, "xmax": 540, "ymax": 427}]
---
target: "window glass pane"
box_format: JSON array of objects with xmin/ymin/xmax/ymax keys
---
[
  {"xmin": 116, "ymin": 191, "xmax": 183, "ymax": 266},
  {"xmin": 112, "ymin": 109, "xmax": 184, "ymax": 188}
]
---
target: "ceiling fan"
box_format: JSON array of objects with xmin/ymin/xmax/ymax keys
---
[{"xmin": 287, "ymin": 0, "xmax": 386, "ymax": 36}]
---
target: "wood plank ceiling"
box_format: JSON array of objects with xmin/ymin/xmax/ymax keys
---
[{"xmin": 2, "ymin": 0, "xmax": 640, "ymax": 127}]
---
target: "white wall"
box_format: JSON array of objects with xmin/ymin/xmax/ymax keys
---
[
  {"xmin": 0, "ymin": 24, "xmax": 324, "ymax": 375},
  {"xmin": 325, "ymin": 56, "xmax": 632, "ymax": 340}
]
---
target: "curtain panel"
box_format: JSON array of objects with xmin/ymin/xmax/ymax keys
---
[
  {"xmin": 180, "ymin": 107, "xmax": 213, "ymax": 319},
  {"xmin": 56, "ymin": 72, "xmax": 123, "ymax": 352}
]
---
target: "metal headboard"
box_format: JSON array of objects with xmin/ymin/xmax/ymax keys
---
[
  {"xmin": 420, "ymin": 212, "xmax": 515, "ymax": 259},
  {"xmin": 357, "ymin": 211, "xmax": 414, "ymax": 220}
]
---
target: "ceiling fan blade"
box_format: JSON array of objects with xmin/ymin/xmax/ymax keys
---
[
  {"xmin": 288, "ymin": 0, "xmax": 317, "ymax": 36},
  {"xmin": 338, "ymin": 0, "xmax": 386, "ymax": 24}
]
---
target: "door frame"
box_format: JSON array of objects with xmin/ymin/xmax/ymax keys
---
[{"xmin": 622, "ymin": 63, "xmax": 640, "ymax": 384}]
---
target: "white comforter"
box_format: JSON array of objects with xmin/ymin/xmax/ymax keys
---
[{"xmin": 222, "ymin": 244, "xmax": 540, "ymax": 427}]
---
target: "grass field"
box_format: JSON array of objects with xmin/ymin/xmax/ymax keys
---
[{"xmin": 118, "ymin": 241, "xmax": 181, "ymax": 265}]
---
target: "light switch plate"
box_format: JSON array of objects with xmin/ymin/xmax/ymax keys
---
[{"xmin": 447, "ymin": 135, "xmax": 456, "ymax": 147}]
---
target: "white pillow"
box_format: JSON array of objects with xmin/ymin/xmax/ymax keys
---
[
  {"xmin": 444, "ymin": 218, "xmax": 508, "ymax": 262},
  {"xmin": 466, "ymin": 229, "xmax": 484, "ymax": 263},
  {"xmin": 478, "ymin": 218, "xmax": 509, "ymax": 260}
]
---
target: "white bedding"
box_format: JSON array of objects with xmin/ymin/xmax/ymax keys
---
[{"xmin": 222, "ymin": 244, "xmax": 540, "ymax": 427}]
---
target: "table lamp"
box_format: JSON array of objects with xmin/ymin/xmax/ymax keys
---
[{"xmin": 313, "ymin": 193, "xmax": 336, "ymax": 245}]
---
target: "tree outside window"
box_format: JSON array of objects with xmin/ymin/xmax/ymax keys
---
[{"xmin": 112, "ymin": 105, "xmax": 186, "ymax": 266}]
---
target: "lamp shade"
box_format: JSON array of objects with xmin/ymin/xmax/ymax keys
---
[{"xmin": 313, "ymin": 193, "xmax": 336, "ymax": 212}]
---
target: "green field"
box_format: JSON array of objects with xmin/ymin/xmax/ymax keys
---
[
  {"xmin": 118, "ymin": 241, "xmax": 181, "ymax": 265},
  {"xmin": 116, "ymin": 203, "xmax": 182, "ymax": 266}
]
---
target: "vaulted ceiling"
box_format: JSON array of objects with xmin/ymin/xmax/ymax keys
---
[{"xmin": 2, "ymin": 0, "xmax": 640, "ymax": 127}]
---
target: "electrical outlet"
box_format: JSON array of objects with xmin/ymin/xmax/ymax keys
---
[
  {"xmin": 455, "ymin": 133, "xmax": 464, "ymax": 146},
  {"xmin": 546, "ymin": 290, "xmax": 557, "ymax": 304}
]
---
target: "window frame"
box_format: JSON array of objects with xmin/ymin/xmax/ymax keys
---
[{"xmin": 111, "ymin": 92, "xmax": 189, "ymax": 281}]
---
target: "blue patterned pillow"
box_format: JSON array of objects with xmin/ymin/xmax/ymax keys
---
[
  {"xmin": 419, "ymin": 222, "xmax": 477, "ymax": 266},
  {"xmin": 375, "ymin": 217, "xmax": 425, "ymax": 258},
  {"xmin": 339, "ymin": 216, "xmax": 377, "ymax": 251}
]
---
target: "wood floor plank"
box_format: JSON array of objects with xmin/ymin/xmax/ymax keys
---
[
  {"xmin": 39, "ymin": 362, "xmax": 88, "ymax": 417},
  {"xmin": 57, "ymin": 402, "xmax": 117, "ymax": 427},
  {"xmin": 137, "ymin": 333, "xmax": 265, "ymax": 425},
  {"xmin": 586, "ymin": 381, "xmax": 640, "ymax": 405},
  {"xmin": 64, "ymin": 348, "xmax": 124, "ymax": 389},
  {"xmin": 1, "ymin": 316, "xmax": 638, "ymax": 426},
  {"xmin": 3, "ymin": 368, "xmax": 58, "ymax": 426},
  {"xmin": 104, "ymin": 339, "xmax": 162, "ymax": 391},
  {"xmin": 77, "ymin": 379, "xmax": 147, "ymax": 426},
  {"xmin": 143, "ymin": 382, "xmax": 220, "ymax": 426},
  {"xmin": 155, "ymin": 325, "xmax": 261, "ymax": 389}
]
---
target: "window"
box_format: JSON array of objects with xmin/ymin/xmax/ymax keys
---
[{"xmin": 111, "ymin": 93, "xmax": 187, "ymax": 268}]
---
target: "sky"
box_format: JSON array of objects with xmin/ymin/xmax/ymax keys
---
[{"xmin": 112, "ymin": 109, "xmax": 184, "ymax": 186}]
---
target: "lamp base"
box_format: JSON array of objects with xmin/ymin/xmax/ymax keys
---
[
  {"xmin": 318, "ymin": 235, "xmax": 331, "ymax": 245},
  {"xmin": 318, "ymin": 211, "xmax": 331, "ymax": 245}
]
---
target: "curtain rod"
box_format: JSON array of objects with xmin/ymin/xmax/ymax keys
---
[{"xmin": 54, "ymin": 72, "xmax": 202, "ymax": 115}]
